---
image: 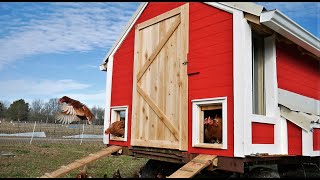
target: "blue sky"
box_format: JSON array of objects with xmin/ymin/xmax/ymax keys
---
[{"xmin": 0, "ymin": 2, "xmax": 319, "ymax": 108}]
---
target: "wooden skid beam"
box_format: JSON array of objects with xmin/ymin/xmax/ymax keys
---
[
  {"xmin": 39, "ymin": 145, "xmax": 122, "ymax": 178},
  {"xmin": 168, "ymin": 154, "xmax": 217, "ymax": 178}
]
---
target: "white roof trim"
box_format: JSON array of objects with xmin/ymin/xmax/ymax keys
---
[
  {"xmin": 219, "ymin": 2, "xmax": 264, "ymax": 16},
  {"xmin": 260, "ymin": 10, "xmax": 320, "ymax": 57},
  {"xmin": 99, "ymin": 2, "xmax": 148, "ymax": 70}
]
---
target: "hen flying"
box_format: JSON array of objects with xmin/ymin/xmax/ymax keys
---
[{"xmin": 55, "ymin": 96, "xmax": 95, "ymax": 125}]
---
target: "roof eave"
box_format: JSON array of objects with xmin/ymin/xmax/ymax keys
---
[
  {"xmin": 100, "ymin": 2, "xmax": 148, "ymax": 70},
  {"xmin": 260, "ymin": 10, "xmax": 320, "ymax": 57}
]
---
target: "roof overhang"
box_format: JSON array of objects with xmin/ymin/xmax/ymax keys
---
[
  {"xmin": 99, "ymin": 2, "xmax": 320, "ymax": 71},
  {"xmin": 260, "ymin": 10, "xmax": 320, "ymax": 57}
]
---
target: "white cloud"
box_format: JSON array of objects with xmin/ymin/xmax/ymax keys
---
[
  {"xmin": 0, "ymin": 79, "xmax": 91, "ymax": 96},
  {"xmin": 0, "ymin": 2, "xmax": 140, "ymax": 70}
]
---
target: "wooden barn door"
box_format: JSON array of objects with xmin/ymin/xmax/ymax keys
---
[{"xmin": 131, "ymin": 4, "xmax": 189, "ymax": 151}]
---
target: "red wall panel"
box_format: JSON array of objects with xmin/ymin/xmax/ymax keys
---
[
  {"xmin": 276, "ymin": 42, "xmax": 320, "ymax": 100},
  {"xmin": 313, "ymin": 128, "xmax": 320, "ymax": 151},
  {"xmin": 187, "ymin": 3, "xmax": 233, "ymax": 156},
  {"xmin": 287, "ymin": 121, "xmax": 302, "ymax": 155},
  {"xmin": 110, "ymin": 2, "xmax": 234, "ymax": 157},
  {"xmin": 251, "ymin": 122, "xmax": 274, "ymax": 144}
]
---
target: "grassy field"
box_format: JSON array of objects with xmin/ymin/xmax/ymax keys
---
[{"xmin": 0, "ymin": 143, "xmax": 149, "ymax": 178}]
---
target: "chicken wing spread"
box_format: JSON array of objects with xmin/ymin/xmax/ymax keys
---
[{"xmin": 55, "ymin": 96, "xmax": 95, "ymax": 125}]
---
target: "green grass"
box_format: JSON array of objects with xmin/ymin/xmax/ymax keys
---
[{"xmin": 0, "ymin": 143, "xmax": 148, "ymax": 178}]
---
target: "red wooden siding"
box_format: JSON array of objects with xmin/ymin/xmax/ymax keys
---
[
  {"xmin": 277, "ymin": 40, "xmax": 319, "ymax": 155},
  {"xmin": 251, "ymin": 122, "xmax": 274, "ymax": 144},
  {"xmin": 187, "ymin": 3, "xmax": 233, "ymax": 156},
  {"xmin": 110, "ymin": 2, "xmax": 234, "ymax": 157},
  {"xmin": 313, "ymin": 128, "xmax": 320, "ymax": 151},
  {"xmin": 109, "ymin": 2, "xmax": 186, "ymax": 146},
  {"xmin": 276, "ymin": 41, "xmax": 320, "ymax": 101},
  {"xmin": 287, "ymin": 121, "xmax": 302, "ymax": 155}
]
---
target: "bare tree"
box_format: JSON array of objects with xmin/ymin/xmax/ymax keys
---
[
  {"xmin": 30, "ymin": 99, "xmax": 45, "ymax": 122},
  {"xmin": 43, "ymin": 98, "xmax": 59, "ymax": 123}
]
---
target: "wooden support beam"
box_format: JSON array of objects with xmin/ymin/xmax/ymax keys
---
[{"xmin": 39, "ymin": 145, "xmax": 122, "ymax": 178}]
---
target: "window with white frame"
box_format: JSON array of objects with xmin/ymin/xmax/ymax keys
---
[
  {"xmin": 110, "ymin": 106, "xmax": 128, "ymax": 141},
  {"xmin": 252, "ymin": 33, "xmax": 266, "ymax": 115},
  {"xmin": 192, "ymin": 97, "xmax": 227, "ymax": 149}
]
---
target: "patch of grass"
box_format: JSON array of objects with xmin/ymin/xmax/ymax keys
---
[
  {"xmin": 0, "ymin": 143, "xmax": 148, "ymax": 178},
  {"xmin": 15, "ymin": 149, "xmax": 30, "ymax": 154}
]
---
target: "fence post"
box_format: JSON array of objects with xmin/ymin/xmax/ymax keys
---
[{"xmin": 30, "ymin": 121, "xmax": 37, "ymax": 145}]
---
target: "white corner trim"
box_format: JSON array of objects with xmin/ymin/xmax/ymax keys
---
[
  {"xmin": 264, "ymin": 35, "xmax": 279, "ymax": 117},
  {"xmin": 302, "ymin": 124, "xmax": 320, "ymax": 156},
  {"xmin": 233, "ymin": 9, "xmax": 252, "ymax": 157},
  {"xmin": 101, "ymin": 2, "xmax": 148, "ymax": 65},
  {"xmin": 279, "ymin": 117, "xmax": 288, "ymax": 154},
  {"xmin": 192, "ymin": 97, "xmax": 228, "ymax": 149},
  {"xmin": 110, "ymin": 106, "xmax": 129, "ymax": 142},
  {"xmin": 260, "ymin": 10, "xmax": 320, "ymax": 57},
  {"xmin": 103, "ymin": 55, "xmax": 114, "ymax": 144}
]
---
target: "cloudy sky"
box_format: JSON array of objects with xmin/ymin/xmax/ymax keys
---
[{"xmin": 0, "ymin": 2, "xmax": 318, "ymax": 108}]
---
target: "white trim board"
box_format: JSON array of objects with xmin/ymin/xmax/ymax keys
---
[
  {"xmin": 278, "ymin": 88, "xmax": 320, "ymax": 116},
  {"xmin": 302, "ymin": 124, "xmax": 320, "ymax": 156},
  {"xmin": 103, "ymin": 55, "xmax": 114, "ymax": 145},
  {"xmin": 191, "ymin": 97, "xmax": 228, "ymax": 150},
  {"xmin": 110, "ymin": 106, "xmax": 129, "ymax": 142}
]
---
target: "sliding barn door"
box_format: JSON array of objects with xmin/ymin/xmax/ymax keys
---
[{"xmin": 131, "ymin": 4, "xmax": 189, "ymax": 151}]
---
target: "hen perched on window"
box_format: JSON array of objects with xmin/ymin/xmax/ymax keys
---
[
  {"xmin": 204, "ymin": 114, "xmax": 222, "ymax": 144},
  {"xmin": 55, "ymin": 96, "xmax": 95, "ymax": 125},
  {"xmin": 105, "ymin": 118, "xmax": 125, "ymax": 137}
]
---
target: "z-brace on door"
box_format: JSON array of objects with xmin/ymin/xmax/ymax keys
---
[{"xmin": 131, "ymin": 4, "xmax": 189, "ymax": 151}]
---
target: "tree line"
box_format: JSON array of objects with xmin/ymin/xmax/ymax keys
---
[{"xmin": 0, "ymin": 99, "xmax": 104, "ymax": 125}]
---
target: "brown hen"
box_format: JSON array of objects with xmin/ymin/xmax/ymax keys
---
[
  {"xmin": 105, "ymin": 118, "xmax": 125, "ymax": 137},
  {"xmin": 55, "ymin": 96, "xmax": 95, "ymax": 125},
  {"xmin": 204, "ymin": 114, "xmax": 222, "ymax": 144}
]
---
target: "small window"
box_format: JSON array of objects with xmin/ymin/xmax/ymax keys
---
[
  {"xmin": 252, "ymin": 34, "xmax": 266, "ymax": 115},
  {"xmin": 110, "ymin": 106, "xmax": 128, "ymax": 141},
  {"xmin": 192, "ymin": 97, "xmax": 227, "ymax": 149}
]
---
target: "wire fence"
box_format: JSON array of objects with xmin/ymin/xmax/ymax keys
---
[{"xmin": 0, "ymin": 119, "xmax": 104, "ymax": 145}]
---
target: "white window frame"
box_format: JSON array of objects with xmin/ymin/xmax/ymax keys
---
[
  {"xmin": 109, "ymin": 106, "xmax": 129, "ymax": 142},
  {"xmin": 302, "ymin": 124, "xmax": 320, "ymax": 156},
  {"xmin": 192, "ymin": 97, "xmax": 228, "ymax": 149}
]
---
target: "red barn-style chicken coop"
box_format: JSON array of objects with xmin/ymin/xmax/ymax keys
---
[{"xmin": 99, "ymin": 2, "xmax": 319, "ymax": 177}]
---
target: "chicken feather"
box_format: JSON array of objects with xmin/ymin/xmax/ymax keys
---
[{"xmin": 55, "ymin": 96, "xmax": 95, "ymax": 125}]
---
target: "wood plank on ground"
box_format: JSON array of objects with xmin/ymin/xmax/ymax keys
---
[
  {"xmin": 39, "ymin": 145, "xmax": 122, "ymax": 178},
  {"xmin": 168, "ymin": 154, "xmax": 217, "ymax": 178}
]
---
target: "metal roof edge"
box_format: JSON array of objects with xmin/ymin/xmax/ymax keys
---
[
  {"xmin": 260, "ymin": 10, "xmax": 320, "ymax": 57},
  {"xmin": 99, "ymin": 2, "xmax": 148, "ymax": 70},
  {"xmin": 219, "ymin": 2, "xmax": 264, "ymax": 16}
]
